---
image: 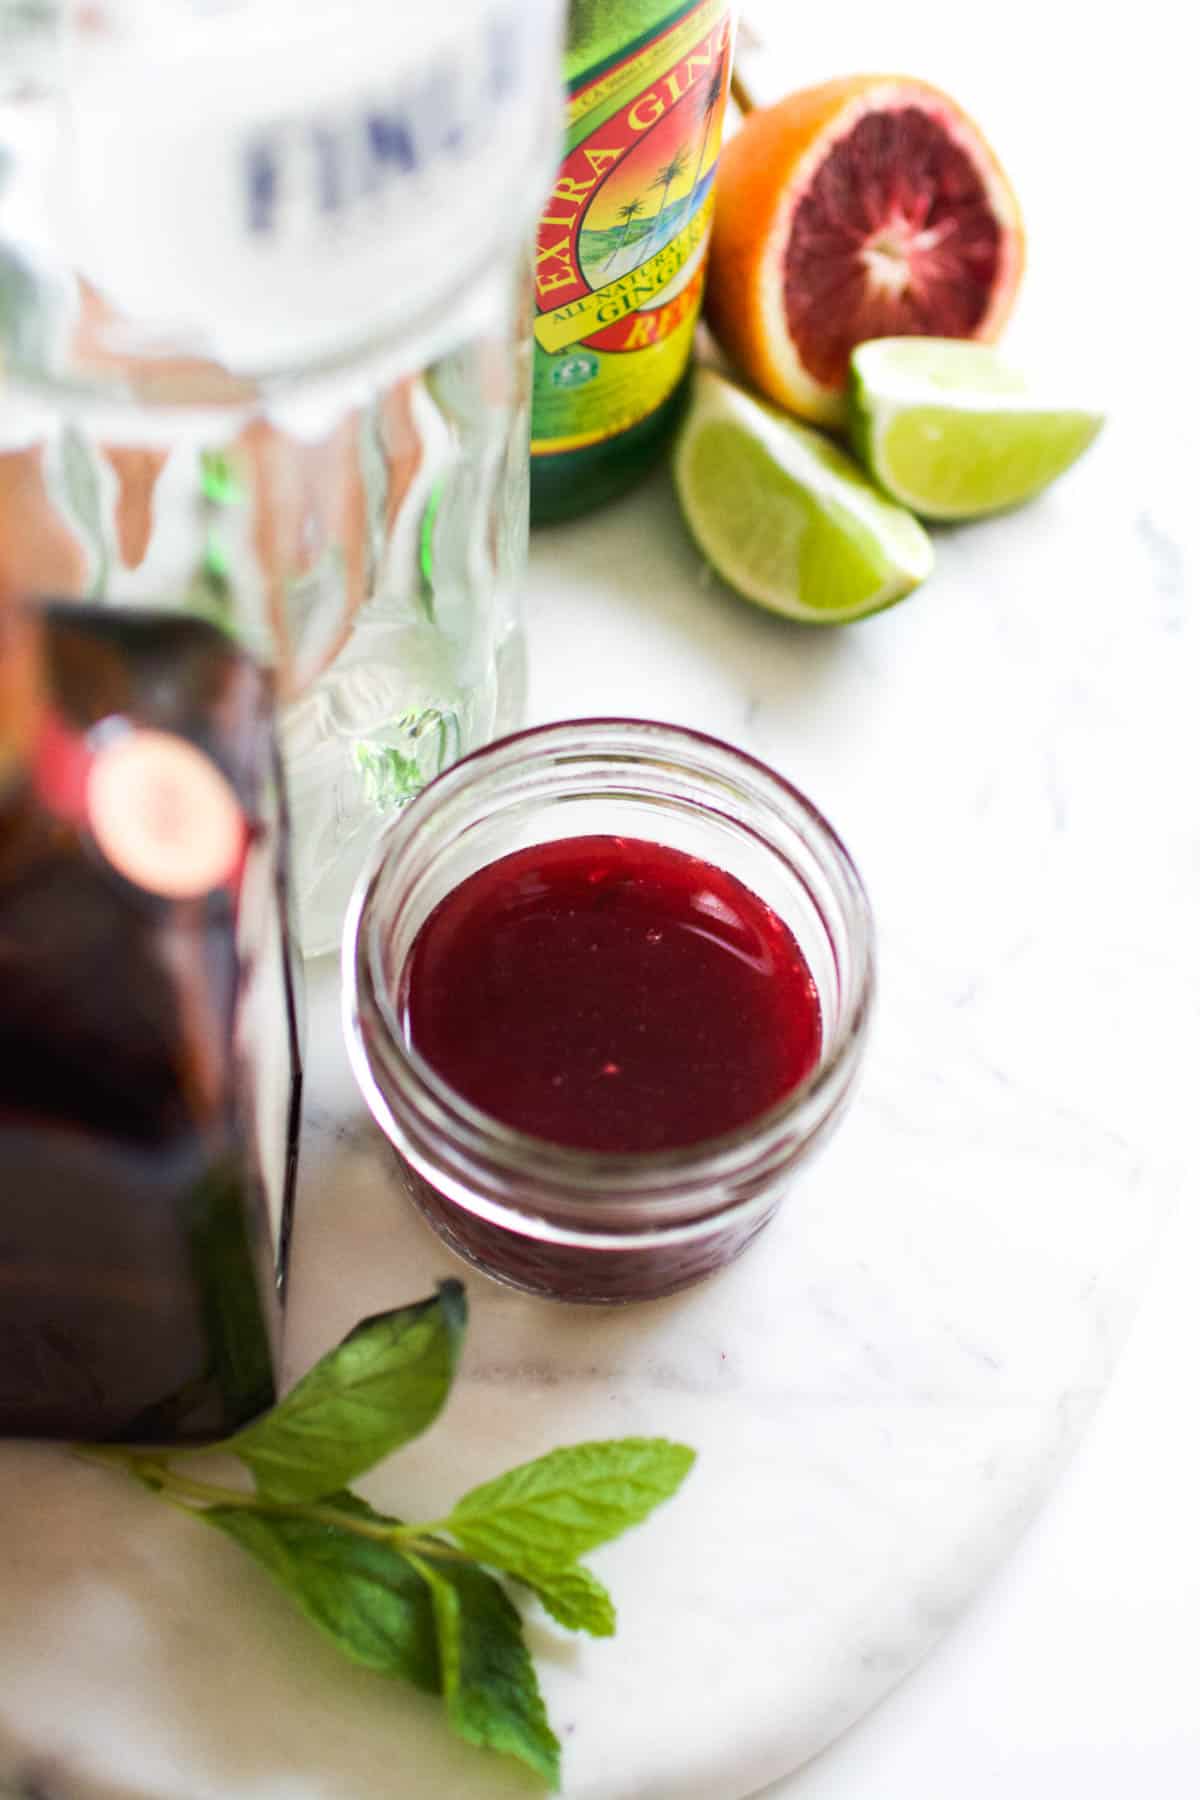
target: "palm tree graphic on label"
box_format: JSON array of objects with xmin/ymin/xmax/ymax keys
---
[
  {"xmin": 648, "ymin": 149, "xmax": 690, "ymax": 246},
  {"xmin": 687, "ymin": 66, "xmax": 727, "ymax": 217},
  {"xmin": 603, "ymin": 198, "xmax": 647, "ymax": 270}
]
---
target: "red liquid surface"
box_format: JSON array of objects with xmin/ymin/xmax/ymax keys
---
[{"xmin": 403, "ymin": 835, "xmax": 822, "ymax": 1153}]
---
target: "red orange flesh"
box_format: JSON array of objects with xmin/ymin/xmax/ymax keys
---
[{"xmin": 705, "ymin": 76, "xmax": 1024, "ymax": 424}]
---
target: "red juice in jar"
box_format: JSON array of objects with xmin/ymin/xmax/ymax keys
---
[
  {"xmin": 346, "ymin": 719, "xmax": 873, "ymax": 1306},
  {"xmin": 403, "ymin": 835, "xmax": 822, "ymax": 1153}
]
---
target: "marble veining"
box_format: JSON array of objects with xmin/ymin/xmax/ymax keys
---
[{"xmin": 0, "ymin": 411, "xmax": 1193, "ymax": 1797}]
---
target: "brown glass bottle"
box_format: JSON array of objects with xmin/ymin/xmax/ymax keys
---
[
  {"xmin": 530, "ymin": 0, "xmax": 737, "ymax": 523},
  {"xmin": 0, "ymin": 603, "xmax": 301, "ymax": 1443}
]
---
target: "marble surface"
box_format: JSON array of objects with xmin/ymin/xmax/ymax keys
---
[
  {"xmin": 2, "ymin": 3, "xmax": 1195, "ymax": 1795},
  {"xmin": 0, "ymin": 407, "xmax": 1192, "ymax": 1799},
  {"xmin": 763, "ymin": 1186, "xmax": 1200, "ymax": 1799}
]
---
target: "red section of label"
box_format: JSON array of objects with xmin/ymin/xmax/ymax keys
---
[
  {"xmin": 582, "ymin": 262, "xmax": 707, "ymax": 352},
  {"xmin": 534, "ymin": 14, "xmax": 732, "ymax": 318},
  {"xmin": 32, "ymin": 712, "xmax": 92, "ymax": 825},
  {"xmin": 87, "ymin": 728, "xmax": 246, "ymax": 900},
  {"xmin": 531, "ymin": 2, "xmax": 734, "ymax": 453}
]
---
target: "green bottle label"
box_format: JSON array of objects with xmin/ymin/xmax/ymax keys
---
[{"xmin": 531, "ymin": 0, "xmax": 734, "ymax": 455}]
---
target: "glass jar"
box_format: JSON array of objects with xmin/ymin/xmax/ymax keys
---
[
  {"xmin": 344, "ymin": 719, "xmax": 875, "ymax": 1303},
  {"xmin": 0, "ymin": 0, "xmax": 562, "ymax": 952}
]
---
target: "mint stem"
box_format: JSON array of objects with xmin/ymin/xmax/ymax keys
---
[
  {"xmin": 76, "ymin": 1450, "xmax": 474, "ymax": 1562},
  {"xmin": 71, "ymin": 1288, "xmax": 693, "ymax": 1793}
]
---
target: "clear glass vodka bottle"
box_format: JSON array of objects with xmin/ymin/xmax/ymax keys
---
[{"xmin": 0, "ymin": 0, "xmax": 562, "ymax": 951}]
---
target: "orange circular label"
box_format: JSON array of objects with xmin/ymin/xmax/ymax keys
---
[{"xmin": 86, "ymin": 728, "xmax": 245, "ymax": 899}]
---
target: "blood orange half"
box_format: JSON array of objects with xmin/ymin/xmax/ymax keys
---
[{"xmin": 704, "ymin": 76, "xmax": 1024, "ymax": 425}]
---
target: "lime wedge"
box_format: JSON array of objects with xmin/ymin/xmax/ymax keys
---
[
  {"xmin": 673, "ymin": 368, "xmax": 934, "ymax": 624},
  {"xmin": 849, "ymin": 338, "xmax": 1105, "ymax": 520}
]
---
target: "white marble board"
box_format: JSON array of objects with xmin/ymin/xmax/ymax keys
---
[
  {"xmin": 0, "ymin": 403, "xmax": 1192, "ymax": 1800},
  {"xmin": 1, "ymin": 0, "xmax": 1196, "ymax": 1788}
]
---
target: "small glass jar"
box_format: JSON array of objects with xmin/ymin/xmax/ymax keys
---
[{"xmin": 344, "ymin": 719, "xmax": 875, "ymax": 1304}]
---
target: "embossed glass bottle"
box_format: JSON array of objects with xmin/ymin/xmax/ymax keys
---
[{"xmin": 0, "ymin": 0, "xmax": 562, "ymax": 951}]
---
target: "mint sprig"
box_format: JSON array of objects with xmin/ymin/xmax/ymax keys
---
[
  {"xmin": 205, "ymin": 1502, "xmax": 442, "ymax": 1690},
  {"xmin": 225, "ymin": 1283, "xmax": 467, "ymax": 1504},
  {"xmin": 518, "ymin": 1561, "xmax": 617, "ymax": 1637},
  {"xmin": 410, "ymin": 1553, "xmax": 562, "ymax": 1786},
  {"xmin": 82, "ymin": 1281, "xmax": 695, "ymax": 1791},
  {"xmin": 445, "ymin": 1437, "xmax": 697, "ymax": 1577}
]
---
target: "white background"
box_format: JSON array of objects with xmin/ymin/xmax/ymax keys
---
[
  {"xmin": 763, "ymin": 1192, "xmax": 1200, "ymax": 1797},
  {"xmin": 748, "ymin": 0, "xmax": 1197, "ymax": 1792}
]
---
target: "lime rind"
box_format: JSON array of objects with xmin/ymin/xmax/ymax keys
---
[
  {"xmin": 849, "ymin": 339, "xmax": 1105, "ymax": 520},
  {"xmin": 674, "ymin": 369, "xmax": 934, "ymax": 624}
]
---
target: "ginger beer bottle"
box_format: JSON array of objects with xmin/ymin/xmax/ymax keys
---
[{"xmin": 530, "ymin": 1, "xmax": 737, "ymax": 523}]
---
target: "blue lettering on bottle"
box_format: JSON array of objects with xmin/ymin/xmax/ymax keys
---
[
  {"xmin": 245, "ymin": 138, "xmax": 279, "ymax": 235},
  {"xmin": 240, "ymin": 4, "xmax": 527, "ymax": 242},
  {"xmin": 486, "ymin": 15, "xmax": 519, "ymax": 99},
  {"xmin": 420, "ymin": 67, "xmax": 467, "ymax": 156},
  {"xmin": 365, "ymin": 108, "xmax": 417, "ymax": 179},
  {"xmin": 309, "ymin": 126, "xmax": 342, "ymax": 214}
]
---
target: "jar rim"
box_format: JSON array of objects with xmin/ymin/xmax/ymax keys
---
[{"xmin": 343, "ymin": 718, "xmax": 875, "ymax": 1232}]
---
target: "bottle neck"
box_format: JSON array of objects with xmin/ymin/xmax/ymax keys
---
[{"xmin": 4, "ymin": 0, "xmax": 563, "ymax": 380}]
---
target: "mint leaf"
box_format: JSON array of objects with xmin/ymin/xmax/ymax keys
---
[
  {"xmin": 409, "ymin": 1553, "xmax": 561, "ymax": 1789},
  {"xmin": 87, "ymin": 1278, "xmax": 697, "ymax": 1790},
  {"xmin": 445, "ymin": 1438, "xmax": 695, "ymax": 1574},
  {"xmin": 205, "ymin": 1506, "xmax": 440, "ymax": 1692},
  {"xmin": 519, "ymin": 1562, "xmax": 616, "ymax": 1637},
  {"xmin": 320, "ymin": 1488, "xmax": 397, "ymax": 1524},
  {"xmin": 225, "ymin": 1282, "xmax": 466, "ymax": 1504}
]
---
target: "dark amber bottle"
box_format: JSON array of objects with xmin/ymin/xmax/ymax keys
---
[{"xmin": 0, "ymin": 603, "xmax": 301, "ymax": 1443}]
